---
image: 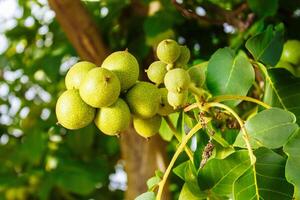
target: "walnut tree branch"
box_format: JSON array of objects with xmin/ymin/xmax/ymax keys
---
[
  {"xmin": 171, "ymin": 0, "xmax": 254, "ymax": 32},
  {"xmin": 48, "ymin": 0, "xmax": 108, "ymax": 65}
]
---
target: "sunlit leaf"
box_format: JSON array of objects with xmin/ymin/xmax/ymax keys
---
[
  {"xmin": 234, "ymin": 108, "xmax": 298, "ymax": 149},
  {"xmin": 207, "ymin": 48, "xmax": 254, "ymax": 106},
  {"xmin": 135, "ymin": 192, "xmax": 156, "ymax": 200}
]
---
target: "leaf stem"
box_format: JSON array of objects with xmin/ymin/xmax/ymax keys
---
[
  {"xmin": 156, "ymin": 123, "xmax": 203, "ymax": 200},
  {"xmin": 163, "ymin": 116, "xmax": 194, "ymax": 162},
  {"xmin": 203, "ymin": 102, "xmax": 256, "ymax": 165},
  {"xmin": 184, "ymin": 103, "xmax": 198, "ymax": 112},
  {"xmin": 188, "ymin": 84, "xmax": 211, "ymax": 99},
  {"xmin": 186, "ymin": 93, "xmax": 271, "ymax": 113},
  {"xmin": 188, "ymin": 84, "xmax": 204, "ymax": 97},
  {"xmin": 211, "ymin": 95, "xmax": 271, "ymax": 109}
]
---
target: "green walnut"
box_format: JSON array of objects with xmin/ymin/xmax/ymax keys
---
[
  {"xmin": 133, "ymin": 115, "xmax": 162, "ymax": 138},
  {"xmin": 164, "ymin": 68, "xmax": 191, "ymax": 93},
  {"xmin": 94, "ymin": 98, "xmax": 131, "ymax": 136},
  {"xmin": 126, "ymin": 81, "xmax": 161, "ymax": 118},
  {"xmin": 156, "ymin": 39, "xmax": 181, "ymax": 64},
  {"xmin": 56, "ymin": 90, "xmax": 95, "ymax": 130},
  {"xmin": 65, "ymin": 61, "xmax": 96, "ymax": 89},
  {"xmin": 79, "ymin": 68, "xmax": 120, "ymax": 108},
  {"xmin": 174, "ymin": 45, "xmax": 191, "ymax": 68},
  {"xmin": 101, "ymin": 51, "xmax": 139, "ymax": 91},
  {"xmin": 281, "ymin": 40, "xmax": 300, "ymax": 65},
  {"xmin": 187, "ymin": 62, "xmax": 207, "ymax": 87},
  {"xmin": 146, "ymin": 61, "xmax": 167, "ymax": 85},
  {"xmin": 167, "ymin": 90, "xmax": 188, "ymax": 109},
  {"xmin": 158, "ymin": 88, "xmax": 174, "ymax": 116}
]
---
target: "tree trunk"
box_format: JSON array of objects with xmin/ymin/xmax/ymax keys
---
[
  {"xmin": 120, "ymin": 125, "xmax": 169, "ymax": 200},
  {"xmin": 48, "ymin": 0, "xmax": 169, "ymax": 199}
]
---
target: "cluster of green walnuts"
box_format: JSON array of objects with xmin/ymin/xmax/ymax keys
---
[
  {"xmin": 56, "ymin": 39, "xmax": 204, "ymax": 138},
  {"xmin": 276, "ymin": 39, "xmax": 300, "ymax": 76}
]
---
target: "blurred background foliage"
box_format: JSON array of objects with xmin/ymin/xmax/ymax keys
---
[{"xmin": 0, "ymin": 0, "xmax": 300, "ymax": 199}]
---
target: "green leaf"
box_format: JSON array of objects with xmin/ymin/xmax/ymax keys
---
[
  {"xmin": 206, "ymin": 48, "xmax": 254, "ymax": 106},
  {"xmin": 213, "ymin": 143, "xmax": 235, "ymax": 160},
  {"xmin": 175, "ymin": 161, "xmax": 207, "ymax": 199},
  {"xmin": 20, "ymin": 131, "xmax": 47, "ymax": 165},
  {"xmin": 37, "ymin": 173, "xmax": 55, "ymax": 200},
  {"xmin": 263, "ymin": 67, "xmax": 300, "ymax": 125},
  {"xmin": 248, "ymin": 0, "xmax": 279, "ymax": 18},
  {"xmin": 207, "ymin": 122, "xmax": 230, "ymax": 147},
  {"xmin": 155, "ymin": 170, "xmax": 164, "ymax": 179},
  {"xmin": 283, "ymin": 129, "xmax": 300, "ymax": 199},
  {"xmin": 173, "ymin": 161, "xmax": 188, "ymax": 181},
  {"xmin": 159, "ymin": 112, "xmax": 180, "ymax": 141},
  {"xmin": 179, "ymin": 183, "xmax": 204, "ymax": 200},
  {"xmin": 66, "ymin": 125, "xmax": 95, "ymax": 155},
  {"xmin": 146, "ymin": 176, "xmax": 160, "ymax": 190},
  {"xmin": 234, "ymin": 108, "xmax": 298, "ymax": 149},
  {"xmin": 198, "ymin": 151, "xmax": 251, "ymax": 196},
  {"xmin": 135, "ymin": 192, "xmax": 156, "ymax": 200},
  {"xmin": 173, "ymin": 161, "xmax": 199, "ymax": 182},
  {"xmin": 233, "ymin": 148, "xmax": 294, "ymax": 200},
  {"xmin": 53, "ymin": 159, "xmax": 105, "ymax": 195},
  {"xmin": 245, "ymin": 24, "xmax": 284, "ymax": 66}
]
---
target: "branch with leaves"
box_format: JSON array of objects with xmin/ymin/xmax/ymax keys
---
[{"xmin": 137, "ymin": 22, "xmax": 300, "ymax": 199}]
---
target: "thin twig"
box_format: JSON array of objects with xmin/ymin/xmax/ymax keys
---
[{"xmin": 171, "ymin": 0, "xmax": 255, "ymax": 32}]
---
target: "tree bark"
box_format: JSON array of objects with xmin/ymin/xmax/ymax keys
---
[
  {"xmin": 121, "ymin": 125, "xmax": 169, "ymax": 200},
  {"xmin": 48, "ymin": 0, "xmax": 169, "ymax": 199}
]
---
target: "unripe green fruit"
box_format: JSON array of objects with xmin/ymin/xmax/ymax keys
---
[
  {"xmin": 101, "ymin": 51, "xmax": 139, "ymax": 91},
  {"xmin": 146, "ymin": 61, "xmax": 167, "ymax": 85},
  {"xmin": 275, "ymin": 60, "xmax": 296, "ymax": 75},
  {"xmin": 167, "ymin": 90, "xmax": 188, "ymax": 109},
  {"xmin": 79, "ymin": 68, "xmax": 120, "ymax": 108},
  {"xmin": 158, "ymin": 88, "xmax": 174, "ymax": 116},
  {"xmin": 94, "ymin": 98, "xmax": 131, "ymax": 136},
  {"xmin": 174, "ymin": 45, "xmax": 190, "ymax": 68},
  {"xmin": 126, "ymin": 82, "xmax": 161, "ymax": 118},
  {"xmin": 56, "ymin": 90, "xmax": 95, "ymax": 130},
  {"xmin": 133, "ymin": 115, "xmax": 162, "ymax": 138},
  {"xmin": 157, "ymin": 39, "xmax": 180, "ymax": 64},
  {"xmin": 187, "ymin": 62, "xmax": 207, "ymax": 87},
  {"xmin": 65, "ymin": 61, "xmax": 96, "ymax": 89},
  {"xmin": 164, "ymin": 68, "xmax": 191, "ymax": 93},
  {"xmin": 281, "ymin": 40, "xmax": 300, "ymax": 65}
]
